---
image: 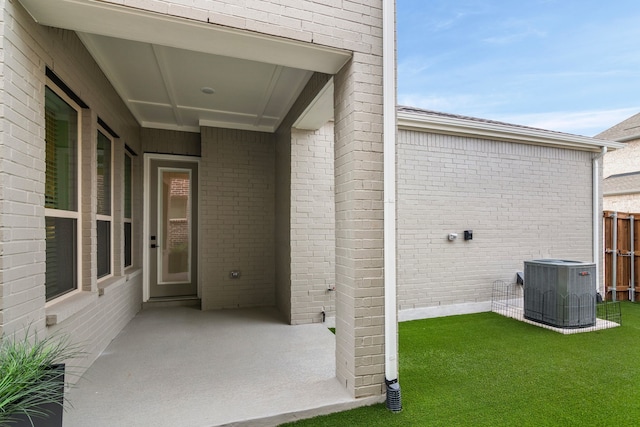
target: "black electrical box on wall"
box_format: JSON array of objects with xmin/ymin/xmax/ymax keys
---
[{"xmin": 464, "ymin": 230, "xmax": 473, "ymax": 240}]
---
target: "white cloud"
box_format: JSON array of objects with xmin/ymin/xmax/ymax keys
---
[
  {"xmin": 481, "ymin": 19, "xmax": 547, "ymax": 44},
  {"xmin": 482, "ymin": 28, "xmax": 546, "ymax": 45},
  {"xmin": 398, "ymin": 92, "xmax": 639, "ymax": 137},
  {"xmin": 492, "ymin": 108, "xmax": 640, "ymax": 137},
  {"xmin": 397, "ymin": 93, "xmax": 479, "ymax": 113}
]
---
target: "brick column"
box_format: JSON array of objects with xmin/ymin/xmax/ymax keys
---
[
  {"xmin": 334, "ymin": 54, "xmax": 386, "ymax": 398},
  {"xmin": 0, "ymin": 1, "xmax": 47, "ymax": 336}
]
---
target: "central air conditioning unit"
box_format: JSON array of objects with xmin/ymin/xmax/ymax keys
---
[{"xmin": 524, "ymin": 259, "xmax": 596, "ymax": 329}]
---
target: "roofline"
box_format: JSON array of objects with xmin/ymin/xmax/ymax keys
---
[
  {"xmin": 604, "ymin": 189, "xmax": 640, "ymax": 197},
  {"xmin": 615, "ymin": 133, "xmax": 640, "ymax": 143},
  {"xmin": 605, "ymin": 171, "xmax": 640, "ymax": 179},
  {"xmin": 397, "ymin": 110, "xmax": 625, "ymax": 152}
]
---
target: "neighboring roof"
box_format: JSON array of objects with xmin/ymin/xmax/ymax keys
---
[
  {"xmin": 596, "ymin": 112, "xmax": 640, "ymax": 142},
  {"xmin": 603, "ymin": 171, "xmax": 640, "ymax": 196},
  {"xmin": 397, "ymin": 105, "xmax": 625, "ymax": 152}
]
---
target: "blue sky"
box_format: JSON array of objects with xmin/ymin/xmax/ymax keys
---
[{"xmin": 397, "ymin": 0, "xmax": 640, "ymax": 136}]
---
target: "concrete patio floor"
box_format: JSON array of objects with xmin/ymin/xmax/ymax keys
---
[{"xmin": 63, "ymin": 306, "xmax": 383, "ymax": 427}]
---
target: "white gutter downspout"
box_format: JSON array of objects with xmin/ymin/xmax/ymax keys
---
[
  {"xmin": 383, "ymin": 0, "xmax": 401, "ymax": 412},
  {"xmin": 593, "ymin": 147, "xmax": 607, "ymax": 296}
]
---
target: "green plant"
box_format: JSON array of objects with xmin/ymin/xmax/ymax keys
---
[{"xmin": 0, "ymin": 328, "xmax": 82, "ymax": 426}]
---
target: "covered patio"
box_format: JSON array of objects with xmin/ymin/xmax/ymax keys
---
[
  {"xmin": 4, "ymin": 0, "xmax": 395, "ymax": 417},
  {"xmin": 63, "ymin": 307, "xmax": 383, "ymax": 427}
]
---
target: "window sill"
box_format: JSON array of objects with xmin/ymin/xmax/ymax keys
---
[
  {"xmin": 46, "ymin": 269, "xmax": 142, "ymax": 326},
  {"xmin": 98, "ymin": 267, "xmax": 142, "ymax": 296},
  {"xmin": 46, "ymin": 291, "xmax": 98, "ymax": 326}
]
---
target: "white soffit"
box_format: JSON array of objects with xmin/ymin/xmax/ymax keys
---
[
  {"xmin": 79, "ymin": 33, "xmax": 313, "ymax": 132},
  {"xmin": 19, "ymin": 0, "xmax": 350, "ymax": 133},
  {"xmin": 293, "ymin": 79, "xmax": 334, "ymax": 131},
  {"xmin": 398, "ymin": 110, "xmax": 626, "ymax": 152}
]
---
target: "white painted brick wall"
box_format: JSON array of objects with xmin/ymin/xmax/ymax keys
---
[
  {"xmin": 602, "ymin": 139, "xmax": 640, "ymax": 213},
  {"xmin": 274, "ymin": 72, "xmax": 333, "ymax": 325},
  {"xmin": 334, "ymin": 55, "xmax": 385, "ymax": 399},
  {"xmin": 0, "ymin": 1, "xmax": 142, "ymax": 367},
  {"xmin": 289, "ymin": 123, "xmax": 336, "ymax": 325},
  {"xmin": 200, "ymin": 127, "xmax": 276, "ymax": 310},
  {"xmin": 0, "ymin": 0, "xmax": 48, "ymax": 336},
  {"xmin": 603, "ymin": 139, "xmax": 640, "ymax": 178},
  {"xmin": 274, "ymin": 126, "xmax": 292, "ymax": 321},
  {"xmin": 397, "ymin": 131, "xmax": 594, "ymax": 311},
  {"xmin": 6, "ymin": 0, "xmax": 387, "ymax": 400},
  {"xmin": 142, "ymin": 128, "xmax": 201, "ymax": 157},
  {"xmin": 603, "ymin": 194, "xmax": 640, "ymax": 213},
  {"xmin": 49, "ymin": 273, "xmax": 143, "ymax": 383},
  {"xmin": 97, "ymin": 0, "xmax": 382, "ymax": 52}
]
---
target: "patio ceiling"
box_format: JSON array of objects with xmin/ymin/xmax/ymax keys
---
[{"xmin": 19, "ymin": 0, "xmax": 350, "ymax": 133}]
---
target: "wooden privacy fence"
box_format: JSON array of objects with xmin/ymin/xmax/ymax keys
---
[{"xmin": 604, "ymin": 211, "xmax": 640, "ymax": 301}]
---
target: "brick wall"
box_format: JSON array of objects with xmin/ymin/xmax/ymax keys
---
[
  {"xmin": 289, "ymin": 123, "xmax": 336, "ymax": 325},
  {"xmin": 275, "ymin": 123, "xmax": 293, "ymax": 321},
  {"xmin": 397, "ymin": 131, "xmax": 594, "ymax": 311},
  {"xmin": 0, "ymin": 0, "xmax": 142, "ymax": 369},
  {"xmin": 200, "ymin": 127, "xmax": 276, "ymax": 309},
  {"xmin": 602, "ymin": 139, "xmax": 640, "ymax": 212},
  {"xmin": 5, "ymin": 0, "xmax": 387, "ymax": 400},
  {"xmin": 274, "ymin": 72, "xmax": 333, "ymax": 325},
  {"xmin": 142, "ymin": 128, "xmax": 201, "ymax": 157},
  {"xmin": 97, "ymin": 0, "xmax": 381, "ymax": 52},
  {"xmin": 49, "ymin": 272, "xmax": 143, "ymax": 384},
  {"xmin": 0, "ymin": 1, "xmax": 47, "ymax": 335},
  {"xmin": 603, "ymin": 194, "xmax": 640, "ymax": 213},
  {"xmin": 334, "ymin": 55, "xmax": 386, "ymax": 398},
  {"xmin": 603, "ymin": 139, "xmax": 640, "ymax": 178}
]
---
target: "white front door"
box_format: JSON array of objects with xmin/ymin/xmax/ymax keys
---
[{"xmin": 145, "ymin": 155, "xmax": 198, "ymax": 299}]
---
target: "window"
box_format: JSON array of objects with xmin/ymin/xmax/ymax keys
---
[
  {"xmin": 97, "ymin": 129, "xmax": 113, "ymax": 279},
  {"xmin": 124, "ymin": 152, "xmax": 133, "ymax": 268},
  {"xmin": 44, "ymin": 85, "xmax": 81, "ymax": 301}
]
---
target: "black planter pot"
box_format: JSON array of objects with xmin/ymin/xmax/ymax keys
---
[{"xmin": 10, "ymin": 364, "xmax": 65, "ymax": 427}]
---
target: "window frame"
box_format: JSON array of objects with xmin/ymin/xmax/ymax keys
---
[
  {"xmin": 124, "ymin": 151, "xmax": 133, "ymax": 269},
  {"xmin": 96, "ymin": 126, "xmax": 114, "ymax": 281},
  {"xmin": 44, "ymin": 80, "xmax": 83, "ymax": 303}
]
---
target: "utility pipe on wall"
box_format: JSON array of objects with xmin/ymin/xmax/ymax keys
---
[
  {"xmin": 383, "ymin": 0, "xmax": 401, "ymax": 412},
  {"xmin": 593, "ymin": 147, "xmax": 607, "ymax": 297}
]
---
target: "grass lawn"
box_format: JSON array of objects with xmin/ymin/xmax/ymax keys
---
[{"xmin": 283, "ymin": 302, "xmax": 640, "ymax": 426}]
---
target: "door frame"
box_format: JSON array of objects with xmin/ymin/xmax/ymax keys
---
[{"xmin": 143, "ymin": 153, "xmax": 201, "ymax": 302}]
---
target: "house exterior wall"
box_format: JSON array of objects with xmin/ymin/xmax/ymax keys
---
[
  {"xmin": 604, "ymin": 195, "xmax": 640, "ymax": 213},
  {"xmin": 110, "ymin": 0, "xmax": 390, "ymax": 397},
  {"xmin": 3, "ymin": 0, "xmax": 387, "ymax": 400},
  {"xmin": 0, "ymin": 1, "xmax": 47, "ymax": 336},
  {"xmin": 603, "ymin": 140, "xmax": 640, "ymax": 212},
  {"xmin": 396, "ymin": 131, "xmax": 594, "ymax": 311},
  {"xmin": 334, "ymin": 55, "xmax": 386, "ymax": 398},
  {"xmin": 274, "ymin": 72, "xmax": 333, "ymax": 325},
  {"xmin": 0, "ymin": 0, "xmax": 142, "ymax": 372},
  {"xmin": 289, "ymin": 123, "xmax": 336, "ymax": 325},
  {"xmin": 200, "ymin": 127, "xmax": 276, "ymax": 310},
  {"xmin": 141, "ymin": 128, "xmax": 201, "ymax": 157},
  {"xmin": 603, "ymin": 139, "xmax": 640, "ymax": 178},
  {"xmin": 96, "ymin": 0, "xmax": 380, "ymax": 54},
  {"xmin": 275, "ymin": 124, "xmax": 293, "ymax": 321}
]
